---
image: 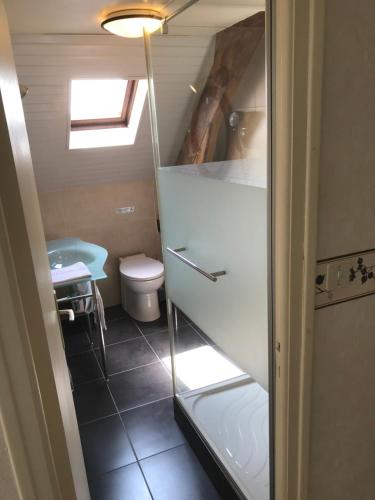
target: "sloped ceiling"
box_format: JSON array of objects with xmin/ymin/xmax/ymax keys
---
[
  {"xmin": 12, "ymin": 33, "xmax": 213, "ymax": 191},
  {"xmin": 4, "ymin": 0, "xmax": 264, "ymax": 36},
  {"xmin": 6, "ymin": 0, "xmax": 264, "ymax": 192},
  {"xmin": 12, "ymin": 34, "xmax": 153, "ymax": 191}
]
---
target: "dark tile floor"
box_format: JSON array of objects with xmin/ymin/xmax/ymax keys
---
[{"xmin": 62, "ymin": 302, "xmax": 221, "ymax": 500}]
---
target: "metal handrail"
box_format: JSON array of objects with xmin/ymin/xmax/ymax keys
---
[{"xmin": 166, "ymin": 247, "xmax": 226, "ymax": 282}]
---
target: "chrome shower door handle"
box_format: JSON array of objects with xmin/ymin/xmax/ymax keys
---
[{"xmin": 166, "ymin": 247, "xmax": 226, "ymax": 282}]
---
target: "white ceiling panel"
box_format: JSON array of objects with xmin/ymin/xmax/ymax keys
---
[
  {"xmin": 9, "ymin": 1, "xmax": 264, "ymax": 192},
  {"xmin": 5, "ymin": 0, "xmax": 264, "ymax": 36},
  {"xmin": 13, "ymin": 33, "xmax": 213, "ymax": 191}
]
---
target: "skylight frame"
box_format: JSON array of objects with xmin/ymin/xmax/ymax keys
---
[
  {"xmin": 70, "ymin": 79, "xmax": 138, "ymax": 131},
  {"xmin": 68, "ymin": 78, "xmax": 148, "ymax": 150}
]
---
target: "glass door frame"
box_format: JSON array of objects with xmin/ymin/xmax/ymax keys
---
[{"xmin": 143, "ymin": 0, "xmax": 275, "ymax": 497}]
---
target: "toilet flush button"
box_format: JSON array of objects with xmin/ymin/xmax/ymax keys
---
[{"xmin": 116, "ymin": 206, "xmax": 135, "ymax": 214}]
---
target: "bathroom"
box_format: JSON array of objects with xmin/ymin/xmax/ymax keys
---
[
  {"xmin": 1, "ymin": 0, "xmax": 270, "ymax": 500},
  {"xmin": 2, "ymin": 0, "xmax": 375, "ymax": 499},
  {"xmin": 3, "ymin": 1, "xmax": 270, "ymax": 498}
]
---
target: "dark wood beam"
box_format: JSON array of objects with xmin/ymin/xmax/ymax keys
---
[{"xmin": 176, "ymin": 11, "xmax": 265, "ymax": 165}]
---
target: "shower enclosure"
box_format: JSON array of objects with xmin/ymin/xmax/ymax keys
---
[{"xmin": 145, "ymin": 1, "xmax": 272, "ymax": 498}]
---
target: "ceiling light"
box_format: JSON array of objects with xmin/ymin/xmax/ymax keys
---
[{"xmin": 101, "ymin": 9, "xmax": 163, "ymax": 38}]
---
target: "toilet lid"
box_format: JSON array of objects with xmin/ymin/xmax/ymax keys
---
[{"xmin": 120, "ymin": 255, "xmax": 164, "ymax": 281}]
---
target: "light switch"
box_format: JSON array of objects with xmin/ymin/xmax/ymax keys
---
[
  {"xmin": 116, "ymin": 206, "xmax": 135, "ymax": 214},
  {"xmin": 326, "ymin": 258, "xmax": 355, "ymax": 291}
]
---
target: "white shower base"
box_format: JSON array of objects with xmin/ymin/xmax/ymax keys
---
[{"xmin": 180, "ymin": 376, "xmax": 269, "ymax": 500}]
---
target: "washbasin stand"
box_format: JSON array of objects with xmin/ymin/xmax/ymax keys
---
[{"xmin": 47, "ymin": 238, "xmax": 109, "ymax": 379}]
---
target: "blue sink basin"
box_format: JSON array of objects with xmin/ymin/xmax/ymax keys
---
[{"xmin": 47, "ymin": 238, "xmax": 108, "ymax": 283}]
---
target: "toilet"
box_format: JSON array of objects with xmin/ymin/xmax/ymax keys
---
[{"xmin": 119, "ymin": 253, "xmax": 164, "ymax": 322}]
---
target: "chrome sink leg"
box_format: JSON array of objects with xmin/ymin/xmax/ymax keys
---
[
  {"xmin": 86, "ymin": 312, "xmax": 94, "ymax": 347},
  {"xmin": 93, "ymin": 281, "xmax": 108, "ymax": 380}
]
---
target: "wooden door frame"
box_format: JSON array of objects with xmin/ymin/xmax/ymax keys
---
[{"xmin": 273, "ymin": 0, "xmax": 325, "ymax": 499}]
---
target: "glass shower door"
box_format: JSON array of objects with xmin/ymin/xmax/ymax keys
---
[{"xmin": 146, "ymin": 2, "xmax": 271, "ymax": 498}]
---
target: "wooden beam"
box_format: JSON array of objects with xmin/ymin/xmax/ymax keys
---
[{"xmin": 176, "ymin": 11, "xmax": 265, "ymax": 165}]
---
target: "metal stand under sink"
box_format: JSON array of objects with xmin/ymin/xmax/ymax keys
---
[{"xmin": 56, "ymin": 281, "xmax": 108, "ymax": 380}]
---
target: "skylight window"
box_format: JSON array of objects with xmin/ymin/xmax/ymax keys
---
[
  {"xmin": 69, "ymin": 78, "xmax": 147, "ymax": 149},
  {"xmin": 71, "ymin": 80, "xmax": 128, "ymax": 121}
]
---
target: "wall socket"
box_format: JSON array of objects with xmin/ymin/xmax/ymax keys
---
[
  {"xmin": 316, "ymin": 250, "xmax": 375, "ymax": 308},
  {"xmin": 116, "ymin": 206, "xmax": 135, "ymax": 214}
]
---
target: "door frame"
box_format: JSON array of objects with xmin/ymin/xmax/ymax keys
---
[
  {"xmin": 0, "ymin": 3, "xmax": 89, "ymax": 499},
  {"xmin": 0, "ymin": 0, "xmax": 325, "ymax": 499},
  {"xmin": 273, "ymin": 0, "xmax": 325, "ymax": 499}
]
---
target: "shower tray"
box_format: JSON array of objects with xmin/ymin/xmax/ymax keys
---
[{"xmin": 180, "ymin": 376, "xmax": 269, "ymax": 500}]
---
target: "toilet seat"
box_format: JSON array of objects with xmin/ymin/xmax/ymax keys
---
[{"xmin": 120, "ymin": 254, "xmax": 164, "ymax": 281}]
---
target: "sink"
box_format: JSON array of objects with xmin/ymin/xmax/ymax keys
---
[
  {"xmin": 47, "ymin": 238, "xmax": 108, "ymax": 282},
  {"xmin": 48, "ymin": 249, "xmax": 95, "ymax": 268}
]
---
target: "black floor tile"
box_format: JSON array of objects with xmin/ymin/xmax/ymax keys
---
[
  {"xmin": 68, "ymin": 350, "xmax": 103, "ymax": 385},
  {"xmin": 96, "ymin": 337, "xmax": 158, "ymax": 376},
  {"xmin": 80, "ymin": 415, "xmax": 136, "ymax": 478},
  {"xmin": 105, "ymin": 305, "xmax": 128, "ymax": 322},
  {"xmin": 147, "ymin": 324, "xmax": 205, "ymax": 360},
  {"xmin": 121, "ymin": 397, "xmax": 186, "ymax": 460},
  {"xmin": 62, "ymin": 315, "xmax": 95, "ymax": 355},
  {"xmin": 61, "ymin": 316, "xmax": 87, "ymax": 335},
  {"xmin": 89, "ymin": 463, "xmax": 151, "ymax": 500},
  {"xmin": 140, "ymin": 444, "xmax": 221, "ymax": 500},
  {"xmin": 135, "ymin": 301, "xmax": 169, "ymax": 335},
  {"xmin": 145, "ymin": 331, "xmax": 170, "ymax": 359},
  {"xmin": 188, "ymin": 323, "xmax": 216, "ymax": 347},
  {"xmin": 73, "ymin": 379, "xmax": 116, "ymax": 424},
  {"xmin": 103, "ymin": 316, "xmax": 142, "ymax": 346},
  {"xmin": 109, "ymin": 363, "xmax": 172, "ymax": 412},
  {"xmin": 63, "ymin": 329, "xmax": 92, "ymax": 356}
]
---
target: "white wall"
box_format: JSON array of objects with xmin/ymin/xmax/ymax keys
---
[{"xmin": 309, "ymin": 1, "xmax": 375, "ymax": 498}]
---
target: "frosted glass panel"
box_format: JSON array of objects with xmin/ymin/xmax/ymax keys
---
[{"xmin": 158, "ymin": 166, "xmax": 268, "ymax": 390}]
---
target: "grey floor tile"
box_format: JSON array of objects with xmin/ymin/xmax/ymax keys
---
[
  {"xmin": 80, "ymin": 415, "xmax": 136, "ymax": 477},
  {"xmin": 147, "ymin": 324, "xmax": 205, "ymax": 360},
  {"xmin": 121, "ymin": 397, "xmax": 186, "ymax": 460},
  {"xmin": 104, "ymin": 316, "xmax": 142, "ymax": 345},
  {"xmin": 96, "ymin": 337, "xmax": 158, "ymax": 376},
  {"xmin": 109, "ymin": 362, "xmax": 172, "ymax": 412},
  {"xmin": 105, "ymin": 305, "xmax": 128, "ymax": 322},
  {"xmin": 63, "ymin": 329, "xmax": 92, "ymax": 356},
  {"xmin": 140, "ymin": 444, "xmax": 221, "ymax": 500},
  {"xmin": 73, "ymin": 379, "xmax": 116, "ymax": 424},
  {"xmin": 89, "ymin": 463, "xmax": 151, "ymax": 500},
  {"xmin": 68, "ymin": 350, "xmax": 102, "ymax": 385}
]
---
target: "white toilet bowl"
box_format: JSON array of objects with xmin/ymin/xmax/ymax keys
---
[{"xmin": 119, "ymin": 253, "xmax": 164, "ymax": 322}]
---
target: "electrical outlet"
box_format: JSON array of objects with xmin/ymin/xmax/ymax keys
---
[
  {"xmin": 316, "ymin": 250, "xmax": 375, "ymax": 308},
  {"xmin": 116, "ymin": 206, "xmax": 135, "ymax": 214}
]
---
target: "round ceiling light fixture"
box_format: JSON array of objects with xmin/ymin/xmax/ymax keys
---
[{"xmin": 101, "ymin": 9, "xmax": 163, "ymax": 38}]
